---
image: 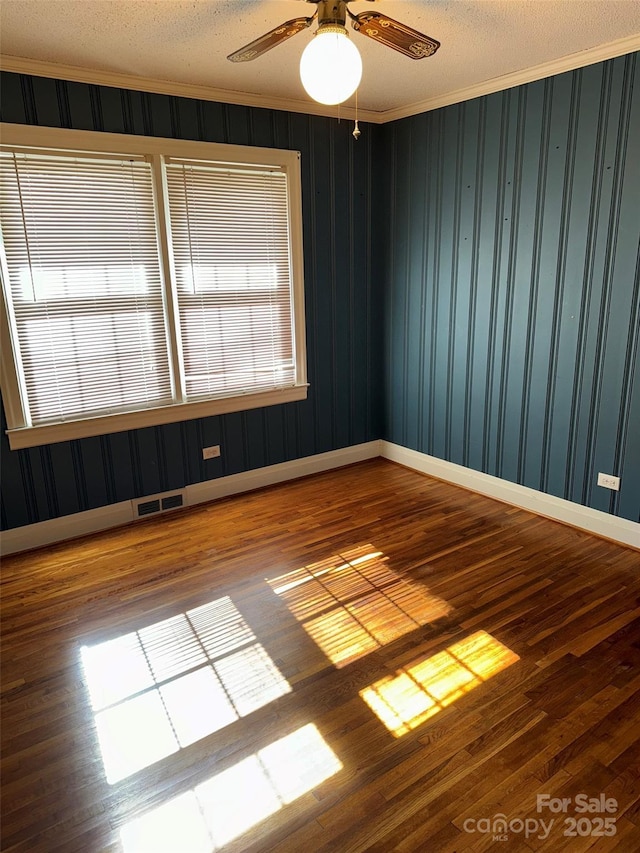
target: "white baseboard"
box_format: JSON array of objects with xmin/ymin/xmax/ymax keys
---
[
  {"xmin": 0, "ymin": 501, "xmax": 134, "ymax": 557},
  {"xmin": 2, "ymin": 439, "xmax": 637, "ymax": 555},
  {"xmin": 186, "ymin": 441, "xmax": 382, "ymax": 506},
  {"xmin": 380, "ymin": 441, "xmax": 640, "ymax": 551},
  {"xmin": 0, "ymin": 441, "xmax": 382, "ymax": 556}
]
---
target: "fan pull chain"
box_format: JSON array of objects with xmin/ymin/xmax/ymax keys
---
[{"xmin": 353, "ymin": 87, "xmax": 361, "ymax": 140}]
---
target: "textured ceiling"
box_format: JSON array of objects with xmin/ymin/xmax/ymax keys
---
[{"xmin": 1, "ymin": 1, "xmax": 639, "ymax": 120}]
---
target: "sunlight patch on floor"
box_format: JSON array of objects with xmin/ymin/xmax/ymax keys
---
[
  {"xmin": 119, "ymin": 723, "xmax": 342, "ymax": 852},
  {"xmin": 360, "ymin": 630, "xmax": 519, "ymax": 736},
  {"xmin": 268, "ymin": 545, "xmax": 451, "ymax": 667},
  {"xmin": 81, "ymin": 596, "xmax": 291, "ymax": 783}
]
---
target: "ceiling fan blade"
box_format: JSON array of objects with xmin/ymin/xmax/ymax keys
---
[
  {"xmin": 227, "ymin": 16, "xmax": 315, "ymax": 63},
  {"xmin": 351, "ymin": 12, "xmax": 440, "ymax": 60}
]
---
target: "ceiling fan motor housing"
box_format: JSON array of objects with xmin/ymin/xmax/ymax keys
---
[{"xmin": 316, "ymin": 1, "xmax": 348, "ymax": 27}]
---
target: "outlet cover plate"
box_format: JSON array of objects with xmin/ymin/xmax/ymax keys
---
[{"xmin": 597, "ymin": 472, "xmax": 620, "ymax": 491}]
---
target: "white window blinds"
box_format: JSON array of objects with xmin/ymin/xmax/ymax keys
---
[
  {"xmin": 0, "ymin": 151, "xmax": 172, "ymax": 425},
  {"xmin": 0, "ymin": 125, "xmax": 306, "ymax": 449},
  {"xmin": 165, "ymin": 161, "xmax": 295, "ymax": 400}
]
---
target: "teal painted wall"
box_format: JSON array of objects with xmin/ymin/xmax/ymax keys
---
[
  {"xmin": 0, "ymin": 73, "xmax": 384, "ymax": 529},
  {"xmin": 382, "ymin": 53, "xmax": 639, "ymax": 522}
]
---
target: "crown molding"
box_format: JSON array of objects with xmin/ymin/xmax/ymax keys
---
[
  {"xmin": 0, "ymin": 55, "xmax": 383, "ymax": 123},
  {"xmin": 1, "ymin": 33, "xmax": 639, "ymax": 126},
  {"xmin": 383, "ymin": 33, "xmax": 640, "ymax": 122}
]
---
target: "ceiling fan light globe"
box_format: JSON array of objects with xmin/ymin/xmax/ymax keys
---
[{"xmin": 300, "ymin": 26, "xmax": 362, "ymax": 105}]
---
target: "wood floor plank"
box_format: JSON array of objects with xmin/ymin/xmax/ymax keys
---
[{"xmin": 2, "ymin": 459, "xmax": 639, "ymax": 852}]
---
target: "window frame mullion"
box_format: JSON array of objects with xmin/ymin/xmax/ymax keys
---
[
  {"xmin": 150, "ymin": 153, "xmax": 186, "ymax": 404},
  {"xmin": 0, "ymin": 224, "xmax": 32, "ymax": 427}
]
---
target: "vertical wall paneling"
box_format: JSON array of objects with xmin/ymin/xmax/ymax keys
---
[
  {"xmin": 584, "ymin": 55, "xmax": 637, "ymax": 514},
  {"xmin": 427, "ymin": 110, "xmax": 443, "ymax": 457},
  {"xmin": 397, "ymin": 118, "xmax": 412, "ymax": 449},
  {"xmin": 78, "ymin": 437, "xmax": 110, "ymax": 510},
  {"xmin": 494, "ymin": 86, "xmax": 526, "ymax": 484},
  {"xmin": 384, "ymin": 54, "xmax": 640, "ymax": 523},
  {"xmin": 613, "ymin": 144, "xmax": 640, "ymax": 520},
  {"xmin": 329, "ymin": 120, "xmax": 341, "ymax": 449},
  {"xmin": 286, "ymin": 111, "xmax": 317, "ymax": 461},
  {"xmin": 369, "ymin": 124, "xmax": 385, "ymax": 442},
  {"xmin": 440, "ymin": 106, "xmax": 456, "ymax": 460},
  {"xmin": 308, "ymin": 120, "xmax": 323, "ymax": 451},
  {"xmin": 388, "ymin": 120, "xmax": 407, "ymax": 447},
  {"xmin": 463, "ymin": 97, "xmax": 486, "ymax": 469},
  {"xmin": 47, "ymin": 440, "xmax": 80, "ymax": 518}
]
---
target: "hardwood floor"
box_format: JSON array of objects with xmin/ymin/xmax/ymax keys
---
[{"xmin": 2, "ymin": 459, "xmax": 639, "ymax": 852}]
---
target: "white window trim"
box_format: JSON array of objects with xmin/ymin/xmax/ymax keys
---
[{"xmin": 0, "ymin": 124, "xmax": 308, "ymax": 450}]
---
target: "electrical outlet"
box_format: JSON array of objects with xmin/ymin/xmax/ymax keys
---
[
  {"xmin": 597, "ymin": 472, "xmax": 620, "ymax": 491},
  {"xmin": 202, "ymin": 445, "xmax": 221, "ymax": 460}
]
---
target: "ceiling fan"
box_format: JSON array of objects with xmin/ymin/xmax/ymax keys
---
[{"xmin": 227, "ymin": 1, "xmax": 440, "ymax": 107}]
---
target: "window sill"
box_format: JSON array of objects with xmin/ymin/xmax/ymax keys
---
[{"xmin": 5, "ymin": 385, "xmax": 309, "ymax": 450}]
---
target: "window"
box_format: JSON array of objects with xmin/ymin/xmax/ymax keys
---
[{"xmin": 0, "ymin": 125, "xmax": 307, "ymax": 449}]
